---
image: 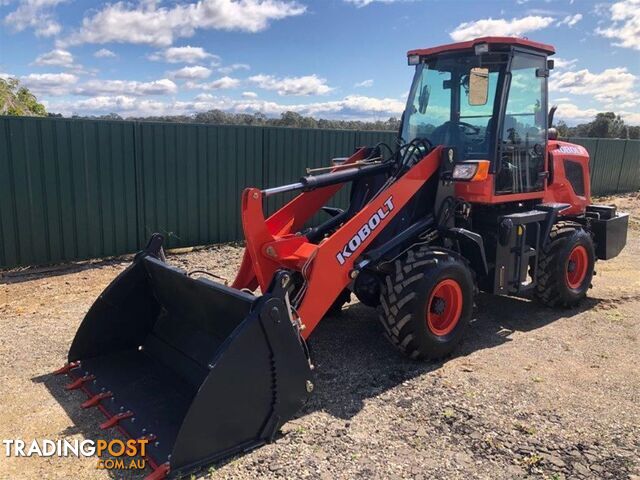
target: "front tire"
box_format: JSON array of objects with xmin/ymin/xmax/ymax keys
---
[
  {"xmin": 535, "ymin": 222, "xmax": 595, "ymax": 307},
  {"xmin": 378, "ymin": 247, "xmax": 474, "ymax": 360}
]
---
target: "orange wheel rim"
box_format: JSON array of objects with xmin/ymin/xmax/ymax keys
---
[
  {"xmin": 426, "ymin": 279, "xmax": 463, "ymax": 336},
  {"xmin": 566, "ymin": 245, "xmax": 588, "ymax": 289}
]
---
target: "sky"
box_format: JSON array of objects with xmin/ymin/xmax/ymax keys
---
[{"xmin": 0, "ymin": 0, "xmax": 638, "ymax": 125}]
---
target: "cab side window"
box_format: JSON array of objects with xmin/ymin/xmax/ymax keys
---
[
  {"xmin": 459, "ymin": 70, "xmax": 500, "ymax": 160},
  {"xmin": 496, "ymin": 54, "xmax": 547, "ymax": 194}
]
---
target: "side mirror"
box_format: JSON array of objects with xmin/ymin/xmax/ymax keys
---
[
  {"xmin": 468, "ymin": 67, "xmax": 489, "ymax": 106},
  {"xmin": 418, "ymin": 84, "xmax": 430, "ymax": 114}
]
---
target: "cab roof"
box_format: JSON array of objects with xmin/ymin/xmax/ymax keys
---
[{"xmin": 407, "ymin": 36, "xmax": 555, "ymax": 58}]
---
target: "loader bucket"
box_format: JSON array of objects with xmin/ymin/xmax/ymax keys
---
[{"xmin": 55, "ymin": 235, "xmax": 313, "ymax": 478}]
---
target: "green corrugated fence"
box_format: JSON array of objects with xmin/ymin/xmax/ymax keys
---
[
  {"xmin": 0, "ymin": 117, "xmax": 138, "ymax": 268},
  {"xmin": 0, "ymin": 116, "xmax": 636, "ymax": 268},
  {"xmin": 0, "ymin": 116, "xmax": 396, "ymax": 267},
  {"xmin": 565, "ymin": 137, "xmax": 640, "ymax": 196}
]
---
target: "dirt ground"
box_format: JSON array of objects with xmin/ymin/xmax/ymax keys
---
[{"xmin": 1, "ymin": 193, "xmax": 639, "ymax": 480}]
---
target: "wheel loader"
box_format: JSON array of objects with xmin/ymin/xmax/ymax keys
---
[{"xmin": 53, "ymin": 37, "xmax": 629, "ymax": 479}]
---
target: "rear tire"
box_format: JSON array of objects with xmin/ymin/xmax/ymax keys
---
[
  {"xmin": 535, "ymin": 222, "xmax": 595, "ymax": 308},
  {"xmin": 378, "ymin": 247, "xmax": 474, "ymax": 360}
]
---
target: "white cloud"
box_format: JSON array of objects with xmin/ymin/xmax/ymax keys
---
[
  {"xmin": 554, "ymin": 102, "xmax": 600, "ymax": 122},
  {"xmin": 242, "ymin": 91, "xmax": 258, "ymax": 98},
  {"xmin": 21, "ymin": 72, "xmax": 78, "ymax": 96},
  {"xmin": 354, "ymin": 79, "xmax": 374, "ymax": 88},
  {"xmin": 3, "ymin": 0, "xmax": 68, "ymax": 37},
  {"xmin": 75, "ymin": 78, "xmax": 178, "ymax": 96},
  {"xmin": 557, "ymin": 13, "xmax": 582, "ymax": 27},
  {"xmin": 218, "ymin": 63, "xmax": 250, "ymax": 74},
  {"xmin": 47, "ymin": 93, "xmax": 405, "ymax": 120},
  {"xmin": 553, "ymin": 103, "xmax": 640, "ymax": 126},
  {"xmin": 33, "ymin": 49, "xmax": 74, "ymax": 67},
  {"xmin": 549, "ymin": 67, "xmax": 638, "ymax": 104},
  {"xmin": 36, "ymin": 20, "xmax": 62, "ymax": 37},
  {"xmin": 295, "ymin": 95, "xmax": 404, "ymax": 117},
  {"xmin": 187, "ymin": 76, "xmax": 241, "ymax": 90},
  {"xmin": 553, "ymin": 57, "xmax": 578, "ymax": 70},
  {"xmin": 61, "ymin": 0, "xmax": 306, "ymax": 47},
  {"xmin": 344, "ymin": 0, "xmax": 412, "ymax": 6},
  {"xmin": 621, "ymin": 111, "xmax": 640, "ymax": 124},
  {"xmin": 170, "ymin": 65, "xmax": 212, "ymax": 80},
  {"xmin": 31, "ymin": 49, "xmax": 91, "ymax": 74},
  {"xmin": 94, "ymin": 48, "xmax": 117, "ymax": 58},
  {"xmin": 596, "ymin": 0, "xmax": 640, "ymax": 50},
  {"xmin": 449, "ymin": 15, "xmax": 554, "ymax": 41},
  {"xmin": 68, "ymin": 96, "xmax": 167, "ymax": 115},
  {"xmin": 549, "ymin": 97, "xmax": 571, "ymax": 103},
  {"xmin": 149, "ymin": 45, "xmax": 219, "ymax": 64},
  {"xmin": 249, "ymin": 74, "xmax": 333, "ymax": 96}
]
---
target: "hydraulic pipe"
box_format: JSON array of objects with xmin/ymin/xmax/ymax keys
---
[{"xmin": 261, "ymin": 162, "xmax": 392, "ymax": 197}]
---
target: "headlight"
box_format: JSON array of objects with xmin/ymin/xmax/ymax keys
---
[
  {"xmin": 452, "ymin": 160, "xmax": 490, "ymax": 181},
  {"xmin": 452, "ymin": 163, "xmax": 478, "ymax": 180}
]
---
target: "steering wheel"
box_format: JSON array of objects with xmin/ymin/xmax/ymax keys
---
[{"xmin": 456, "ymin": 121, "xmax": 481, "ymax": 135}]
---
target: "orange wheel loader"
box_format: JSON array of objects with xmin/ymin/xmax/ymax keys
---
[{"xmin": 53, "ymin": 37, "xmax": 628, "ymax": 479}]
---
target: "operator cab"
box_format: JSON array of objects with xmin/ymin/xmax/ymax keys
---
[{"xmin": 402, "ymin": 37, "xmax": 554, "ymax": 200}]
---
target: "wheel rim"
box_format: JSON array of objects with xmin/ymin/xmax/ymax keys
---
[
  {"xmin": 566, "ymin": 245, "xmax": 588, "ymax": 289},
  {"xmin": 426, "ymin": 279, "xmax": 463, "ymax": 336}
]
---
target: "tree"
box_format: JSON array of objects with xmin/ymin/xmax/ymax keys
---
[
  {"xmin": 553, "ymin": 112, "xmax": 637, "ymax": 139},
  {"xmin": 555, "ymin": 120, "xmax": 570, "ymax": 138},
  {"xmin": 587, "ymin": 112, "xmax": 625, "ymax": 138},
  {"xmin": 0, "ymin": 77, "xmax": 47, "ymax": 117},
  {"xmin": 124, "ymin": 108, "xmax": 402, "ymax": 131}
]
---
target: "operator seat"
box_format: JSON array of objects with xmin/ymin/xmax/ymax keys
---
[{"xmin": 430, "ymin": 120, "xmax": 463, "ymax": 149}]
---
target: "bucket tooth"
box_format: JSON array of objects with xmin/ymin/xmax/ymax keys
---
[
  {"xmin": 144, "ymin": 462, "xmax": 170, "ymax": 480},
  {"xmin": 100, "ymin": 411, "xmax": 134, "ymax": 429},
  {"xmin": 54, "ymin": 362, "xmax": 80, "ymax": 375},
  {"xmin": 81, "ymin": 391, "xmax": 112, "ymax": 408},
  {"xmin": 65, "ymin": 374, "xmax": 94, "ymax": 390}
]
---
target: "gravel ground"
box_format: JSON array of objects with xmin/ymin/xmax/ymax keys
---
[{"xmin": 1, "ymin": 193, "xmax": 639, "ymax": 480}]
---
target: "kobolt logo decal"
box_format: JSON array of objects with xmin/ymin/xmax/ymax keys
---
[{"xmin": 336, "ymin": 196, "xmax": 394, "ymax": 265}]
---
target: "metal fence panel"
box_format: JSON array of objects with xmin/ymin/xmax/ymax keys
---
[
  {"xmin": 356, "ymin": 130, "xmax": 398, "ymax": 150},
  {"xmin": 262, "ymin": 127, "xmax": 358, "ymax": 217},
  {"xmin": 136, "ymin": 123, "xmax": 264, "ymax": 248},
  {"xmin": 617, "ymin": 140, "xmax": 640, "ymax": 193},
  {"xmin": 595, "ymin": 140, "xmax": 626, "ymax": 195},
  {"xmin": 566, "ymin": 138, "xmax": 640, "ymax": 195},
  {"xmin": 0, "ymin": 117, "xmax": 137, "ymax": 268},
  {"xmin": 1, "ymin": 115, "xmax": 639, "ymax": 269}
]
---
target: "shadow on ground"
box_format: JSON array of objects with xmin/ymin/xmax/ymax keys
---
[
  {"xmin": 33, "ymin": 293, "xmax": 600, "ymax": 478},
  {"xmin": 304, "ymin": 293, "xmax": 600, "ymax": 420},
  {"xmin": 32, "ymin": 372, "xmax": 146, "ymax": 479}
]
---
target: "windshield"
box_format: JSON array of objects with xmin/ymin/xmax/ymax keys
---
[{"xmin": 401, "ymin": 53, "xmax": 507, "ymax": 161}]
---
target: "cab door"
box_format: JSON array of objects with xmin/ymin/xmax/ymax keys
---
[{"xmin": 495, "ymin": 53, "xmax": 548, "ymax": 195}]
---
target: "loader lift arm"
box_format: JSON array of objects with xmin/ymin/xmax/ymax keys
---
[{"xmin": 233, "ymin": 145, "xmax": 444, "ymax": 338}]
